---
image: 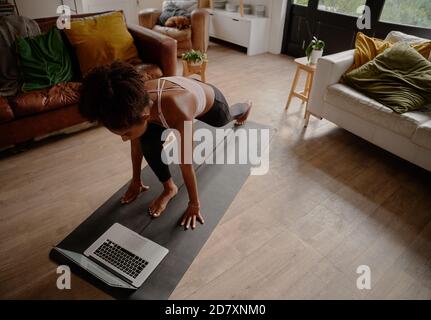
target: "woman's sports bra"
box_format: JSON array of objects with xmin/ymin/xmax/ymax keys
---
[{"xmin": 146, "ymin": 76, "xmax": 207, "ymax": 128}]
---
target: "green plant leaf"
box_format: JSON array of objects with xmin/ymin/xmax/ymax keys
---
[
  {"xmin": 182, "ymin": 49, "xmax": 206, "ymax": 62},
  {"xmin": 306, "ymin": 36, "xmax": 325, "ymax": 54},
  {"xmin": 305, "ymin": 43, "xmax": 313, "ymax": 60}
]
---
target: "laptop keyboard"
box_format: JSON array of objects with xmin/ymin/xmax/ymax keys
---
[{"xmin": 94, "ymin": 239, "xmax": 149, "ymax": 279}]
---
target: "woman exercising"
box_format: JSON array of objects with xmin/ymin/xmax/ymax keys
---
[{"xmin": 79, "ymin": 61, "xmax": 251, "ymax": 231}]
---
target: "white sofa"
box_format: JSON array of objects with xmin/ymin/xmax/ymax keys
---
[{"xmin": 307, "ymin": 35, "xmax": 431, "ymax": 172}]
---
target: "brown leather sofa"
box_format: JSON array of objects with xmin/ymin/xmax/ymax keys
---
[
  {"xmin": 0, "ymin": 11, "xmax": 177, "ymax": 149},
  {"xmin": 139, "ymin": 5, "xmax": 209, "ymax": 56}
]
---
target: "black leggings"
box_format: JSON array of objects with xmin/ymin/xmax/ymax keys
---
[{"xmin": 140, "ymin": 84, "xmax": 233, "ymax": 183}]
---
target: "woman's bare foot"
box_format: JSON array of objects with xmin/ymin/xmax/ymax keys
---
[
  {"xmin": 235, "ymin": 100, "xmax": 252, "ymax": 126},
  {"xmin": 148, "ymin": 179, "xmax": 178, "ymax": 217},
  {"xmin": 121, "ymin": 180, "xmax": 149, "ymax": 204}
]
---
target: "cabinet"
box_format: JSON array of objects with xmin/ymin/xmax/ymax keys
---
[{"xmin": 208, "ymin": 9, "xmax": 269, "ymax": 56}]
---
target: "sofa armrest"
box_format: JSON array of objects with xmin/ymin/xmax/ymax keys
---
[
  {"xmin": 191, "ymin": 8, "xmax": 209, "ymax": 52},
  {"xmin": 308, "ymin": 50, "xmax": 355, "ymax": 116},
  {"xmin": 139, "ymin": 8, "xmax": 162, "ymax": 29},
  {"xmin": 128, "ymin": 24, "xmax": 177, "ymax": 76}
]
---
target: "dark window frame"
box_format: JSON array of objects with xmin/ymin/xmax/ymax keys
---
[{"xmin": 282, "ymin": 0, "xmax": 431, "ymax": 57}]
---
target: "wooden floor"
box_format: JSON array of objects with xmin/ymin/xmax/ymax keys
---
[{"xmin": 1, "ymin": 42, "xmax": 431, "ymax": 300}]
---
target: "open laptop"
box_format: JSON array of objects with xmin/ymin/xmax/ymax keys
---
[{"xmin": 53, "ymin": 223, "xmax": 168, "ymax": 289}]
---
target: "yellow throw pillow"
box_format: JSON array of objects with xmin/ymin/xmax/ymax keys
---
[
  {"xmin": 350, "ymin": 32, "xmax": 431, "ymax": 71},
  {"xmin": 351, "ymin": 32, "xmax": 391, "ymax": 70},
  {"xmin": 64, "ymin": 11, "xmax": 141, "ymax": 75},
  {"xmin": 414, "ymin": 41, "xmax": 431, "ymax": 61}
]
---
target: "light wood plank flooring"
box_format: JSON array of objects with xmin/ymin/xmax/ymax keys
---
[{"xmin": 1, "ymin": 42, "xmax": 431, "ymax": 299}]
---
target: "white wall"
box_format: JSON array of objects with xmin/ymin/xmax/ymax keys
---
[
  {"xmin": 138, "ymin": 0, "xmax": 163, "ymax": 9},
  {"xmin": 80, "ymin": 0, "xmax": 139, "ymax": 24},
  {"xmin": 15, "ymin": 0, "xmax": 148, "ymax": 24},
  {"xmin": 15, "ymin": 0, "xmax": 62, "ymax": 19},
  {"xmin": 15, "ymin": 0, "xmax": 84, "ymax": 18},
  {"xmin": 63, "ymin": 0, "xmax": 81, "ymax": 13},
  {"xmin": 268, "ymin": 0, "xmax": 287, "ymax": 54}
]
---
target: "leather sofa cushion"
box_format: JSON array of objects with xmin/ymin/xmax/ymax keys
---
[
  {"xmin": 413, "ymin": 121, "xmax": 431, "ymax": 150},
  {"xmin": 326, "ymin": 84, "xmax": 431, "ymax": 138},
  {"xmin": 135, "ymin": 63, "xmax": 163, "ymax": 81},
  {"xmin": 10, "ymin": 82, "xmax": 81, "ymax": 117},
  {"xmin": 0, "ymin": 96, "xmax": 14, "ymax": 123},
  {"xmin": 152, "ymin": 25, "xmax": 192, "ymax": 55},
  {"xmin": 153, "ymin": 25, "xmax": 191, "ymax": 42}
]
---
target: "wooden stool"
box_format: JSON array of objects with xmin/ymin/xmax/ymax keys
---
[
  {"xmin": 182, "ymin": 60, "xmax": 208, "ymax": 83},
  {"xmin": 285, "ymin": 57, "xmax": 317, "ymax": 127}
]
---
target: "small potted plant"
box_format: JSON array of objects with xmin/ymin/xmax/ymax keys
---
[
  {"xmin": 305, "ymin": 37, "xmax": 325, "ymax": 65},
  {"xmin": 182, "ymin": 49, "xmax": 207, "ymax": 67}
]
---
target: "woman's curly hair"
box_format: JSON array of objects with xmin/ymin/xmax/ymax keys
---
[{"xmin": 79, "ymin": 61, "xmax": 150, "ymax": 130}]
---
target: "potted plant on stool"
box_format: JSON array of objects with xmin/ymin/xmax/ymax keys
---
[
  {"xmin": 182, "ymin": 49, "xmax": 207, "ymax": 66},
  {"xmin": 305, "ymin": 37, "xmax": 325, "ymax": 65},
  {"xmin": 181, "ymin": 49, "xmax": 208, "ymax": 82}
]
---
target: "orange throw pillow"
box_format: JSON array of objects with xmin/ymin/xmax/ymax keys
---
[{"xmin": 64, "ymin": 12, "xmax": 141, "ymax": 75}]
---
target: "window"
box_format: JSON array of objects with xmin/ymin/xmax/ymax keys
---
[
  {"xmin": 380, "ymin": 0, "xmax": 431, "ymax": 28},
  {"xmin": 293, "ymin": 0, "xmax": 309, "ymax": 6},
  {"xmin": 318, "ymin": 0, "xmax": 366, "ymax": 17}
]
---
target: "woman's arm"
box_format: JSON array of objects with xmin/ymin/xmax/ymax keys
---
[
  {"xmin": 178, "ymin": 120, "xmax": 199, "ymax": 205},
  {"xmin": 177, "ymin": 120, "xmax": 204, "ymax": 229},
  {"xmin": 165, "ymin": 94, "xmax": 204, "ymax": 229},
  {"xmin": 179, "ymin": 163, "xmax": 199, "ymax": 206}
]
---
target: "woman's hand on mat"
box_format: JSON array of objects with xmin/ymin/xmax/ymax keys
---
[
  {"xmin": 180, "ymin": 203, "xmax": 205, "ymax": 230},
  {"xmin": 121, "ymin": 180, "xmax": 149, "ymax": 204}
]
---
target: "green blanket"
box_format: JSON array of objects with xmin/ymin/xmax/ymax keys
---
[
  {"xmin": 0, "ymin": 16, "xmax": 41, "ymax": 96},
  {"xmin": 343, "ymin": 43, "xmax": 431, "ymax": 114},
  {"xmin": 16, "ymin": 27, "xmax": 73, "ymax": 92}
]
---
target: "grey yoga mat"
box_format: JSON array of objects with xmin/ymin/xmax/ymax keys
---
[{"xmin": 50, "ymin": 121, "xmax": 274, "ymax": 299}]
